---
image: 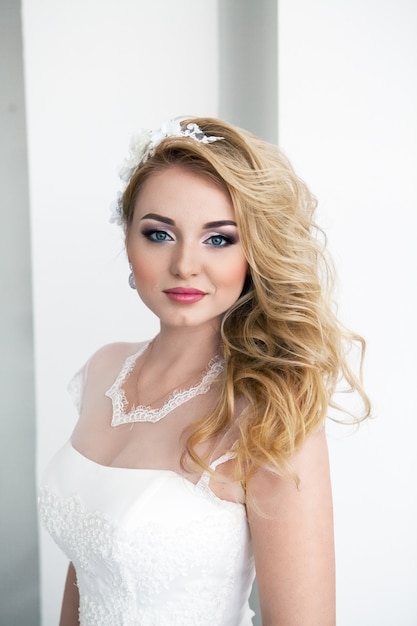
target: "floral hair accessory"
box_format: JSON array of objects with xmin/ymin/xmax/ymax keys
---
[{"xmin": 109, "ymin": 119, "xmax": 223, "ymax": 226}]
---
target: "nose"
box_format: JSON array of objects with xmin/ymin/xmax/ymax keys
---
[{"xmin": 170, "ymin": 241, "xmax": 201, "ymax": 278}]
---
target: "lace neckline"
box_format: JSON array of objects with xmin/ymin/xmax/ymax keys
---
[{"xmin": 106, "ymin": 342, "xmax": 224, "ymax": 426}]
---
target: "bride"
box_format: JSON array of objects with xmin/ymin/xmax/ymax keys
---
[{"xmin": 39, "ymin": 117, "xmax": 370, "ymax": 625}]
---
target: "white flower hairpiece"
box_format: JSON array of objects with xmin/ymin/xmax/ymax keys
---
[{"xmin": 109, "ymin": 120, "xmax": 223, "ymax": 226}]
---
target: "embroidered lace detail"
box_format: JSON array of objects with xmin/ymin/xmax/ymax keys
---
[
  {"xmin": 38, "ymin": 481, "xmax": 247, "ymax": 626},
  {"xmin": 197, "ymin": 451, "xmax": 237, "ymax": 495},
  {"xmin": 106, "ymin": 344, "xmax": 224, "ymax": 426}
]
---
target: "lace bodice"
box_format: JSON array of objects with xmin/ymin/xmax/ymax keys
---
[{"xmin": 39, "ymin": 443, "xmax": 255, "ymax": 626}]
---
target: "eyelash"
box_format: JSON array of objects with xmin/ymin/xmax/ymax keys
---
[
  {"xmin": 142, "ymin": 229, "xmax": 173, "ymax": 243},
  {"xmin": 141, "ymin": 229, "xmax": 236, "ymax": 248},
  {"xmin": 204, "ymin": 234, "xmax": 235, "ymax": 247}
]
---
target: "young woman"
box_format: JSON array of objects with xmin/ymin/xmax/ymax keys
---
[{"xmin": 39, "ymin": 117, "xmax": 370, "ymax": 625}]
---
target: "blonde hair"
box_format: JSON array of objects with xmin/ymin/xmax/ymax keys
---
[{"xmin": 122, "ymin": 117, "xmax": 371, "ymax": 483}]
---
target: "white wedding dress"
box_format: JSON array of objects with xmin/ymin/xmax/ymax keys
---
[{"xmin": 39, "ymin": 342, "xmax": 256, "ymax": 625}]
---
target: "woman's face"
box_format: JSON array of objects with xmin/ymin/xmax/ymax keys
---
[{"xmin": 126, "ymin": 165, "xmax": 248, "ymax": 332}]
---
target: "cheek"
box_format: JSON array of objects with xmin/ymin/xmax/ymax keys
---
[
  {"xmin": 223, "ymin": 258, "xmax": 249, "ymax": 292},
  {"xmin": 129, "ymin": 251, "xmax": 157, "ymax": 286},
  {"xmin": 133, "ymin": 262, "xmax": 156, "ymax": 287},
  {"xmin": 128, "ymin": 238, "xmax": 161, "ymax": 286}
]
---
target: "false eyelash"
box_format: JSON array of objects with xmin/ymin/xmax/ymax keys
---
[
  {"xmin": 205, "ymin": 233, "xmax": 237, "ymax": 246},
  {"xmin": 141, "ymin": 228, "xmax": 173, "ymax": 242}
]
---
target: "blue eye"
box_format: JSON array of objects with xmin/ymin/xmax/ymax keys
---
[
  {"xmin": 143, "ymin": 229, "xmax": 173, "ymax": 242},
  {"xmin": 205, "ymin": 234, "xmax": 234, "ymax": 247}
]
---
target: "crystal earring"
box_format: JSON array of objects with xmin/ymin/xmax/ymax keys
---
[{"xmin": 128, "ymin": 266, "xmax": 136, "ymax": 289}]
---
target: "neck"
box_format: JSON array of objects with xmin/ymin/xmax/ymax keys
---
[
  {"xmin": 150, "ymin": 324, "xmax": 222, "ymax": 370},
  {"xmin": 132, "ymin": 325, "xmax": 223, "ymax": 408}
]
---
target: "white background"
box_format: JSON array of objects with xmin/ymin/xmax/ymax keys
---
[
  {"xmin": 278, "ymin": 2, "xmax": 417, "ymax": 623},
  {"xmin": 21, "ymin": 1, "xmax": 417, "ymax": 624}
]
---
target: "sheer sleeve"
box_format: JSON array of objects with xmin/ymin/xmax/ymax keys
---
[
  {"xmin": 67, "ymin": 363, "xmax": 88, "ymax": 414},
  {"xmin": 66, "ymin": 342, "xmax": 142, "ymax": 417}
]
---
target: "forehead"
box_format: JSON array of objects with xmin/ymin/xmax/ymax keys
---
[{"xmin": 133, "ymin": 165, "xmax": 235, "ymax": 221}]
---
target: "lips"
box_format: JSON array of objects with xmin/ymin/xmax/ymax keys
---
[{"xmin": 163, "ymin": 288, "xmax": 207, "ymax": 303}]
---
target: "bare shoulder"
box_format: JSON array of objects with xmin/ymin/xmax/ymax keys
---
[{"xmin": 249, "ymin": 429, "xmax": 331, "ymax": 504}]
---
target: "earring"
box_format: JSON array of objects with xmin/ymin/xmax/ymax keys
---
[{"xmin": 128, "ymin": 271, "xmax": 136, "ymax": 289}]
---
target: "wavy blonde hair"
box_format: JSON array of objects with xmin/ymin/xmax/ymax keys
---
[{"xmin": 122, "ymin": 117, "xmax": 371, "ymax": 483}]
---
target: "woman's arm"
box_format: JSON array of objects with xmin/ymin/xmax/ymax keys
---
[
  {"xmin": 59, "ymin": 563, "xmax": 80, "ymax": 626},
  {"xmin": 248, "ymin": 429, "xmax": 335, "ymax": 626}
]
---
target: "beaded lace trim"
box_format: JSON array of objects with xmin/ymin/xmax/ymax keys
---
[{"xmin": 106, "ymin": 343, "xmax": 224, "ymax": 426}]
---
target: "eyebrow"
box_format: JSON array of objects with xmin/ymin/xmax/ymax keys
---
[{"xmin": 140, "ymin": 213, "xmax": 237, "ymax": 229}]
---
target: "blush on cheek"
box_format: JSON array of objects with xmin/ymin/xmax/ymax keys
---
[
  {"xmin": 131, "ymin": 266, "xmax": 154, "ymax": 291},
  {"xmin": 230, "ymin": 261, "xmax": 249, "ymax": 289}
]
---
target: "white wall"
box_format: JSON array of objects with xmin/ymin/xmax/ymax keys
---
[
  {"xmin": 22, "ymin": 1, "xmax": 219, "ymax": 623},
  {"xmin": 279, "ymin": 1, "xmax": 417, "ymax": 624},
  {"xmin": 0, "ymin": 1, "xmax": 39, "ymax": 623}
]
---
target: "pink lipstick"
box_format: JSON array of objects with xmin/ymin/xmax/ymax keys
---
[{"xmin": 163, "ymin": 288, "xmax": 207, "ymax": 303}]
